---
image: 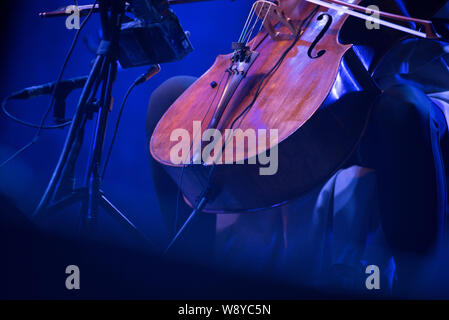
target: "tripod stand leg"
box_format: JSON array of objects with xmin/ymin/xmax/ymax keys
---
[
  {"xmin": 79, "ymin": 55, "xmax": 116, "ymax": 232},
  {"xmin": 33, "ymin": 55, "xmax": 105, "ymax": 219},
  {"xmin": 32, "ymin": 1, "xmax": 155, "ymax": 251},
  {"xmin": 98, "ymin": 193, "xmax": 155, "ymax": 249},
  {"xmin": 45, "ymin": 188, "xmax": 86, "ymax": 216}
]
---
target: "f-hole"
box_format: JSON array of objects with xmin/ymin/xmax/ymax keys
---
[{"xmin": 308, "ymin": 13, "xmax": 332, "ymax": 59}]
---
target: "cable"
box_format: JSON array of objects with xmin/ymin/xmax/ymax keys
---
[
  {"xmin": 1, "ymin": 96, "xmax": 72, "ymax": 129},
  {"xmin": 165, "ymin": 6, "xmax": 320, "ymax": 252},
  {"xmin": 101, "ymin": 66, "xmax": 161, "ymax": 179},
  {"xmin": 197, "ymin": 6, "xmax": 319, "ymax": 190},
  {"xmin": 0, "ymin": 0, "xmax": 98, "ymax": 169},
  {"xmin": 101, "ymin": 81, "xmax": 138, "ymax": 179},
  {"xmin": 172, "ymin": 70, "xmax": 229, "ymax": 236}
]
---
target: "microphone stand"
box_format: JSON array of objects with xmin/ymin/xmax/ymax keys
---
[{"xmin": 33, "ymin": 0, "xmax": 153, "ymax": 247}]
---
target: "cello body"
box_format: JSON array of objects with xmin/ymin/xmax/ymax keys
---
[{"xmin": 149, "ymin": 0, "xmax": 436, "ymax": 213}]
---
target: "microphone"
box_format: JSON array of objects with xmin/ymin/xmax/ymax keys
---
[
  {"xmin": 135, "ymin": 64, "xmax": 161, "ymax": 85},
  {"xmin": 10, "ymin": 76, "xmax": 88, "ymax": 100}
]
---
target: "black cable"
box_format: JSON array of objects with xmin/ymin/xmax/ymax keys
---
[
  {"xmin": 173, "ymin": 70, "xmax": 229, "ymax": 236},
  {"xmin": 1, "ymin": 96, "xmax": 72, "ymax": 129},
  {"xmin": 101, "ymin": 79, "xmax": 139, "ymax": 179},
  {"xmin": 101, "ymin": 64, "xmax": 161, "ymax": 179},
  {"xmin": 0, "ymin": 0, "xmax": 98, "ymax": 169},
  {"xmin": 194, "ymin": 6, "xmax": 319, "ymax": 193},
  {"xmin": 165, "ymin": 6, "xmax": 319, "ymax": 252}
]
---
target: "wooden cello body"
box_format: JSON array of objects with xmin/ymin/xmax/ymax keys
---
[{"xmin": 149, "ymin": 0, "xmax": 438, "ymax": 213}]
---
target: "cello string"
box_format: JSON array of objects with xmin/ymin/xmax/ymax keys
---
[
  {"xmin": 200, "ymin": 6, "xmax": 319, "ymax": 193},
  {"xmin": 173, "ymin": 69, "xmax": 229, "ymax": 236},
  {"xmin": 240, "ymin": 4, "xmax": 256, "ymax": 43},
  {"xmin": 244, "ymin": 1, "xmax": 261, "ymax": 42},
  {"xmin": 198, "ymin": 4, "xmax": 265, "ymax": 165},
  {"xmin": 167, "ymin": 5, "xmax": 320, "ymax": 251},
  {"xmin": 235, "ymin": 6, "xmax": 319, "ymax": 129},
  {"xmin": 251, "ymin": 1, "xmax": 273, "ymax": 50},
  {"xmin": 239, "ymin": 3, "xmax": 257, "ymax": 44},
  {"xmin": 258, "ymin": 1, "xmax": 272, "ymax": 33},
  {"xmin": 244, "ymin": 2, "xmax": 265, "ymax": 45},
  {"xmin": 208, "ymin": 6, "xmax": 319, "ymax": 179},
  {"xmin": 243, "ymin": 7, "xmax": 260, "ymax": 44},
  {"xmin": 247, "ymin": 0, "xmax": 275, "ymax": 44},
  {"xmin": 238, "ymin": 4, "xmax": 256, "ymax": 43}
]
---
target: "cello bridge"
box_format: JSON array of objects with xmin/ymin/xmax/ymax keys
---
[{"xmin": 254, "ymin": 0, "xmax": 297, "ymax": 40}]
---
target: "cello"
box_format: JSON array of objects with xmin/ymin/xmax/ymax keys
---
[{"xmin": 150, "ymin": 0, "xmax": 445, "ymax": 218}]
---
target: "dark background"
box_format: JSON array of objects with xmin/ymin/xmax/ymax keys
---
[{"xmin": 1, "ymin": 0, "xmax": 449, "ymax": 299}]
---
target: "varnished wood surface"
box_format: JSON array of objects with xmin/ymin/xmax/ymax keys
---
[{"xmin": 150, "ymin": 0, "xmax": 379, "ymax": 213}]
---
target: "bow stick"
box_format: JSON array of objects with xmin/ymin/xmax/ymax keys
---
[{"xmin": 304, "ymin": 0, "xmax": 440, "ymax": 39}]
